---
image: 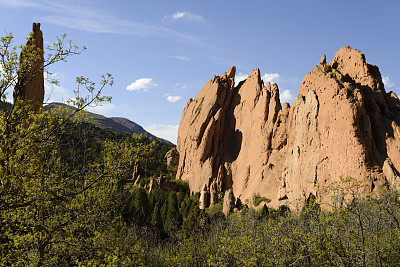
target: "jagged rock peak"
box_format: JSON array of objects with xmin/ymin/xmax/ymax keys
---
[
  {"xmin": 319, "ymin": 54, "xmax": 326, "ymax": 67},
  {"xmin": 177, "ymin": 46, "xmax": 400, "ymax": 211}
]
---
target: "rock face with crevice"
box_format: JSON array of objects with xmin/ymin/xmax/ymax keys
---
[{"xmin": 177, "ymin": 46, "xmax": 400, "ymax": 210}]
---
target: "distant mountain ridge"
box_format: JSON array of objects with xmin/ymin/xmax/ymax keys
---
[{"xmin": 44, "ymin": 102, "xmax": 172, "ymax": 144}]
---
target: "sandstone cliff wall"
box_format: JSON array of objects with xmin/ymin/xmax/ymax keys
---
[{"xmin": 177, "ymin": 46, "xmax": 400, "ymax": 210}]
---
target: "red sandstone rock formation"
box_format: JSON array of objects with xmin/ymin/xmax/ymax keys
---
[
  {"xmin": 14, "ymin": 22, "xmax": 44, "ymax": 106},
  {"xmin": 222, "ymin": 188, "xmax": 235, "ymax": 216},
  {"xmin": 165, "ymin": 147, "xmax": 178, "ymax": 166},
  {"xmin": 177, "ymin": 46, "xmax": 400, "ymax": 210}
]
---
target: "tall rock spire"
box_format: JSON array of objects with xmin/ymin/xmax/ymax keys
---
[{"xmin": 14, "ymin": 22, "xmax": 44, "ymax": 106}]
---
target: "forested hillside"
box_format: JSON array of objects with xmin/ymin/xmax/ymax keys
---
[{"xmin": 44, "ymin": 102, "xmax": 172, "ymax": 144}]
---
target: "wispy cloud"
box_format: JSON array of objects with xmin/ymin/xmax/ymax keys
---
[
  {"xmin": 145, "ymin": 124, "xmax": 179, "ymax": 144},
  {"xmin": 382, "ymin": 76, "xmax": 395, "ymax": 88},
  {"xmin": 167, "ymin": 95, "xmax": 182, "ymax": 103},
  {"xmin": 169, "ymin": 55, "xmax": 190, "ymax": 61},
  {"xmin": 0, "ymin": 0, "xmax": 39, "ymax": 8},
  {"xmin": 262, "ymin": 73, "xmax": 280, "ymax": 83},
  {"xmin": 178, "ymin": 47, "xmax": 232, "ymax": 66},
  {"xmin": 166, "ymin": 11, "xmax": 204, "ymax": 21},
  {"xmin": 0, "ymin": 0, "xmax": 201, "ymax": 43},
  {"xmin": 126, "ymin": 78, "xmax": 158, "ymax": 91}
]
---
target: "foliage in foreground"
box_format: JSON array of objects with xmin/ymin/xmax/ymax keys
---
[
  {"xmin": 39, "ymin": 180, "xmax": 400, "ymax": 267},
  {"xmin": 154, "ymin": 189, "xmax": 400, "ymax": 267},
  {"xmin": 0, "ymin": 102, "xmax": 174, "ymax": 266}
]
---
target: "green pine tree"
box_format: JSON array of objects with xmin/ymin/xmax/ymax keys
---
[
  {"xmin": 134, "ymin": 187, "xmax": 151, "ymax": 226},
  {"xmin": 151, "ymin": 201, "xmax": 163, "ymax": 233},
  {"xmin": 164, "ymin": 192, "xmax": 182, "ymax": 233}
]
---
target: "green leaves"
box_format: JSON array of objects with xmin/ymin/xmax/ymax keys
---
[
  {"xmin": 0, "ymin": 29, "xmax": 118, "ymax": 265},
  {"xmin": 156, "ymin": 182, "xmax": 400, "ymax": 266},
  {"xmin": 65, "ymin": 74, "xmax": 112, "ymax": 112}
]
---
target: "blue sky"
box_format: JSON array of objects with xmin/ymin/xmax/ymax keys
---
[{"xmin": 1, "ymin": 0, "xmax": 399, "ymax": 143}]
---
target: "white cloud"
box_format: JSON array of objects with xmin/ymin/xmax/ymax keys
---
[
  {"xmin": 235, "ymin": 72, "xmax": 248, "ymax": 86},
  {"xmin": 262, "ymin": 73, "xmax": 280, "ymax": 83},
  {"xmin": 168, "ymin": 11, "xmax": 204, "ymax": 21},
  {"xmin": 44, "ymin": 86, "xmax": 69, "ymax": 103},
  {"xmin": 85, "ymin": 103, "xmax": 115, "ymax": 115},
  {"xmin": 235, "ymin": 72, "xmax": 281, "ymax": 86},
  {"xmin": 167, "ymin": 96, "xmax": 182, "ymax": 103},
  {"xmin": 174, "ymin": 83, "xmax": 188, "ymax": 89},
  {"xmin": 172, "ymin": 12, "xmax": 185, "ymax": 19},
  {"xmin": 44, "ymin": 72, "xmax": 70, "ymax": 103},
  {"xmin": 280, "ymin": 89, "xmax": 294, "ymax": 104},
  {"xmin": 169, "ymin": 55, "xmax": 190, "ymax": 61},
  {"xmin": 126, "ymin": 78, "xmax": 158, "ymax": 91},
  {"xmin": 382, "ymin": 76, "xmax": 395, "ymax": 88},
  {"xmin": 145, "ymin": 124, "xmax": 179, "ymax": 144}
]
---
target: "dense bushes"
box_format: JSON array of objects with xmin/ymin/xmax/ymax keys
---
[
  {"xmin": 87, "ymin": 175, "xmax": 400, "ymax": 266},
  {"xmin": 156, "ymin": 189, "xmax": 400, "ymax": 266}
]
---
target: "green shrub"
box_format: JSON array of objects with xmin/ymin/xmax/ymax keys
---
[
  {"xmin": 169, "ymin": 179, "xmax": 190, "ymax": 195},
  {"xmin": 207, "ymin": 202, "xmax": 223, "ymax": 217},
  {"xmin": 324, "ymin": 64, "xmax": 332, "ymax": 73},
  {"xmin": 253, "ymin": 193, "xmax": 270, "ymax": 207},
  {"xmin": 347, "ymin": 85, "xmax": 357, "ymax": 102}
]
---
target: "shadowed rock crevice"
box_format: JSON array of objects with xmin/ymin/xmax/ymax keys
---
[{"xmin": 223, "ymin": 88, "xmax": 242, "ymax": 163}]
